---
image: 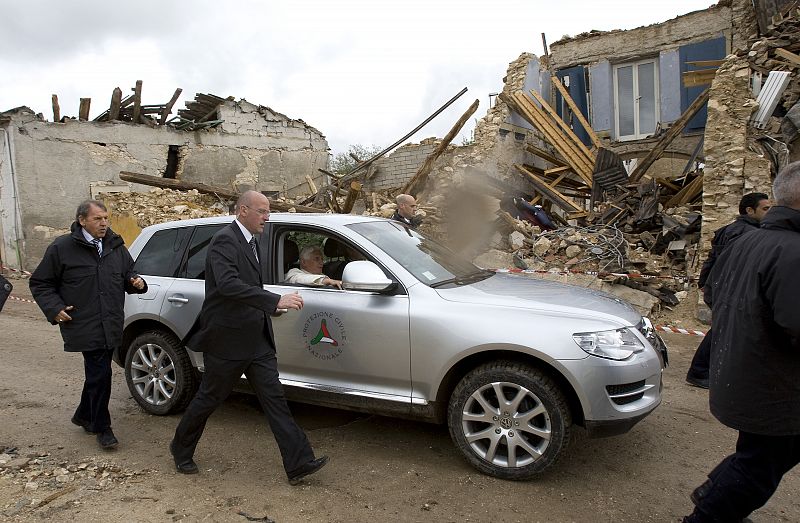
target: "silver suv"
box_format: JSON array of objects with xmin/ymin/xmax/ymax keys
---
[{"xmin": 121, "ymin": 213, "xmax": 667, "ymax": 480}]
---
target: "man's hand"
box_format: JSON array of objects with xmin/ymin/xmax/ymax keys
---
[
  {"xmin": 323, "ymin": 277, "xmax": 343, "ymax": 290},
  {"xmin": 277, "ymin": 291, "xmax": 303, "ymax": 311},
  {"xmin": 130, "ymin": 276, "xmax": 145, "ymax": 290},
  {"xmin": 55, "ymin": 305, "xmax": 74, "ymax": 323}
]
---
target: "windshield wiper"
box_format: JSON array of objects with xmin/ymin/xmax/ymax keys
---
[{"xmin": 430, "ymin": 269, "xmax": 493, "ymax": 288}]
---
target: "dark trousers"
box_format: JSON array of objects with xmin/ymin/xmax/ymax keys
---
[
  {"xmin": 685, "ymin": 431, "xmax": 800, "ymax": 522},
  {"xmin": 171, "ymin": 350, "xmax": 315, "ymax": 475},
  {"xmin": 74, "ymin": 349, "xmax": 113, "ymax": 432},
  {"xmin": 687, "ymin": 328, "xmax": 713, "ymax": 379}
]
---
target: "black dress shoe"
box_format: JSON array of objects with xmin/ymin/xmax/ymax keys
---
[
  {"xmin": 686, "ymin": 374, "xmax": 709, "ymax": 389},
  {"xmin": 70, "ymin": 415, "xmax": 97, "ymax": 434},
  {"xmin": 170, "ymin": 441, "xmax": 199, "ymax": 475},
  {"xmin": 97, "ymin": 428, "xmax": 118, "ymax": 449},
  {"xmin": 287, "ymin": 455, "xmax": 329, "ymax": 485}
]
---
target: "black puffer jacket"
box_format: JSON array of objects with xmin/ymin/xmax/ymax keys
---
[
  {"xmin": 697, "ymin": 214, "xmax": 760, "ymax": 289},
  {"xmin": 706, "ymin": 206, "xmax": 800, "ymax": 435},
  {"xmin": 30, "ymin": 223, "xmax": 147, "ymax": 352}
]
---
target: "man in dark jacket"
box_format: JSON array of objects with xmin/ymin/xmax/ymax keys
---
[
  {"xmin": 0, "ymin": 273, "xmax": 11, "ymax": 312},
  {"xmin": 30, "ymin": 200, "xmax": 146, "ymax": 449},
  {"xmin": 685, "ymin": 192, "xmax": 771, "ymax": 388},
  {"xmin": 683, "ymin": 164, "xmax": 800, "ymax": 522},
  {"xmin": 391, "ymin": 194, "xmax": 422, "ymax": 228},
  {"xmin": 170, "ymin": 191, "xmax": 328, "ymax": 484}
]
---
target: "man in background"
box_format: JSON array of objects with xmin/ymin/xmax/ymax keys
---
[
  {"xmin": 686, "ymin": 192, "xmax": 771, "ymax": 389},
  {"xmin": 392, "ymin": 194, "xmax": 421, "ymax": 228}
]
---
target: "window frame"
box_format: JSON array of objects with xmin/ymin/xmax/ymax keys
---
[{"xmin": 613, "ymin": 57, "xmax": 660, "ymax": 141}]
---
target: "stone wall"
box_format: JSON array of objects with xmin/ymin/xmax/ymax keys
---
[
  {"xmin": 0, "ymin": 101, "xmax": 328, "ymax": 270},
  {"xmin": 362, "ymin": 140, "xmax": 438, "ymax": 191}
]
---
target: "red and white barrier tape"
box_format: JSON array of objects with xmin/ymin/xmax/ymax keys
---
[
  {"xmin": 0, "ymin": 264, "xmax": 32, "ymax": 277},
  {"xmin": 492, "ymin": 267, "xmax": 695, "ymax": 283},
  {"xmin": 655, "ymin": 324, "xmax": 706, "ymax": 336}
]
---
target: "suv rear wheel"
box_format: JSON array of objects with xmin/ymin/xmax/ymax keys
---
[
  {"xmin": 447, "ymin": 361, "xmax": 571, "ymax": 480},
  {"xmin": 125, "ymin": 330, "xmax": 198, "ymax": 415}
]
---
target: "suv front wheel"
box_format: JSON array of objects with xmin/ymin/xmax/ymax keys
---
[
  {"xmin": 447, "ymin": 361, "xmax": 571, "ymax": 480},
  {"xmin": 125, "ymin": 330, "xmax": 198, "ymax": 415}
]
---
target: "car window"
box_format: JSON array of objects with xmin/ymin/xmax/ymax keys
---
[
  {"xmin": 180, "ymin": 225, "xmax": 226, "ymax": 280},
  {"xmin": 275, "ymin": 229, "xmax": 373, "ymax": 287},
  {"xmin": 348, "ymin": 221, "xmax": 488, "ymax": 287},
  {"xmin": 133, "ymin": 227, "xmax": 191, "ymax": 277}
]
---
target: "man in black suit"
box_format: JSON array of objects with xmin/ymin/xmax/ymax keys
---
[{"xmin": 170, "ymin": 190, "xmax": 328, "ymax": 485}]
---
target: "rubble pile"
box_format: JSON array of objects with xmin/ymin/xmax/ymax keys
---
[
  {"xmin": 0, "ymin": 446, "xmax": 148, "ymax": 518},
  {"xmin": 99, "ymin": 188, "xmax": 229, "ymax": 228}
]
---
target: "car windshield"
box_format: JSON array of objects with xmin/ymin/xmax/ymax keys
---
[{"xmin": 348, "ymin": 221, "xmax": 492, "ymax": 287}]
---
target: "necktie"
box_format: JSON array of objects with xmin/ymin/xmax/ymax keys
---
[
  {"xmin": 249, "ymin": 237, "xmax": 259, "ymax": 263},
  {"xmin": 92, "ymin": 238, "xmax": 102, "ymax": 255}
]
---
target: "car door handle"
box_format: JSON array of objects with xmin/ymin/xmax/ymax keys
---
[{"xmin": 167, "ymin": 296, "xmax": 189, "ymax": 304}]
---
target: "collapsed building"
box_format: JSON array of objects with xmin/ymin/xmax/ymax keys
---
[{"xmin": 0, "ymin": 88, "xmax": 328, "ymax": 269}]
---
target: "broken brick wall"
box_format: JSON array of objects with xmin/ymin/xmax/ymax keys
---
[
  {"xmin": 0, "ymin": 102, "xmax": 328, "ymax": 270},
  {"xmin": 362, "ymin": 140, "xmax": 438, "ymax": 192}
]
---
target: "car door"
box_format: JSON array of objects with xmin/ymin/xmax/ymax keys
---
[
  {"xmin": 266, "ymin": 228, "xmax": 412, "ymax": 401},
  {"xmin": 158, "ymin": 224, "xmax": 226, "ymax": 354}
]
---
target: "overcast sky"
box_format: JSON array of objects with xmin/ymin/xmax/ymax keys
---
[{"xmin": 0, "ymin": 1, "xmax": 716, "ymax": 156}]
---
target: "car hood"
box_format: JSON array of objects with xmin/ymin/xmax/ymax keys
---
[{"xmin": 435, "ymin": 273, "xmax": 641, "ymax": 325}]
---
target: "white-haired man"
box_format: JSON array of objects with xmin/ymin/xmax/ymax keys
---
[{"xmin": 285, "ymin": 245, "xmax": 342, "ymax": 289}]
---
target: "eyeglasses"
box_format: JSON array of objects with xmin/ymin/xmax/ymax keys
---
[{"xmin": 243, "ymin": 205, "xmax": 270, "ymax": 216}]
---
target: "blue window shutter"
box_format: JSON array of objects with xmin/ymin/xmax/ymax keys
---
[
  {"xmin": 555, "ymin": 66, "xmax": 591, "ymax": 146},
  {"xmin": 679, "ymin": 36, "xmax": 727, "ymax": 131}
]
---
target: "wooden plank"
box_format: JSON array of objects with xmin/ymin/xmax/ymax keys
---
[
  {"xmin": 341, "ymin": 181, "xmax": 362, "ymax": 213},
  {"xmin": 514, "ymin": 164, "xmax": 585, "ymax": 214},
  {"xmin": 775, "ymin": 48, "xmax": 800, "ymax": 66},
  {"xmin": 403, "ymin": 98, "xmax": 479, "ymax": 195},
  {"xmin": 684, "ymin": 59, "xmax": 725, "ymax": 67},
  {"xmin": 160, "ymin": 88, "xmax": 183, "ymax": 124},
  {"xmin": 52, "ymin": 94, "xmax": 60, "ymax": 122},
  {"xmin": 527, "ymin": 88, "xmax": 595, "ymax": 166},
  {"xmin": 513, "ymin": 91, "xmax": 595, "ymax": 179},
  {"xmin": 682, "ymin": 69, "xmax": 717, "ymax": 88},
  {"xmin": 665, "ymin": 173, "xmax": 703, "ymax": 209},
  {"xmin": 78, "ymin": 98, "xmax": 91, "ymax": 121},
  {"xmin": 550, "ymin": 76, "xmax": 603, "ymax": 149},
  {"xmin": 526, "ymin": 144, "xmax": 567, "ymax": 167},
  {"xmin": 108, "ymin": 88, "xmax": 122, "ymax": 121},
  {"xmin": 628, "ymin": 88, "xmax": 710, "ymax": 183},
  {"xmin": 132, "ymin": 80, "xmax": 142, "ymax": 124},
  {"xmin": 305, "ymin": 174, "xmax": 318, "ymax": 194},
  {"xmin": 118, "ymin": 171, "xmax": 324, "ymax": 213},
  {"xmin": 509, "ymin": 91, "xmax": 595, "ymax": 183},
  {"xmin": 544, "ymin": 165, "xmax": 572, "ymax": 175}
]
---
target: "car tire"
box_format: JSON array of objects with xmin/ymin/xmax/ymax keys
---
[
  {"xmin": 447, "ymin": 361, "xmax": 572, "ymax": 480},
  {"xmin": 125, "ymin": 330, "xmax": 198, "ymax": 415}
]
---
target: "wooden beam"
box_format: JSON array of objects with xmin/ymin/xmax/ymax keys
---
[
  {"xmin": 550, "ymin": 76, "xmax": 603, "ymax": 149},
  {"xmin": 403, "ymin": 98, "xmax": 479, "ymax": 195},
  {"xmin": 160, "ymin": 88, "xmax": 183, "ymax": 124},
  {"xmin": 544, "ymin": 165, "xmax": 572, "ymax": 175},
  {"xmin": 78, "ymin": 98, "xmax": 91, "ymax": 121},
  {"xmin": 684, "ymin": 59, "xmax": 725, "ymax": 67},
  {"xmin": 305, "ymin": 174, "xmax": 318, "ymax": 194},
  {"xmin": 682, "ymin": 69, "xmax": 717, "ymax": 88},
  {"xmin": 665, "ymin": 174, "xmax": 703, "ymax": 209},
  {"xmin": 51, "ymin": 94, "xmax": 60, "ymax": 122},
  {"xmin": 526, "ymin": 144, "xmax": 567, "ymax": 167},
  {"xmin": 341, "ymin": 181, "xmax": 362, "ymax": 213},
  {"xmin": 108, "ymin": 88, "xmax": 122, "ymax": 121},
  {"xmin": 628, "ymin": 87, "xmax": 710, "ymax": 183},
  {"xmin": 775, "ymin": 48, "xmax": 800, "ymax": 66},
  {"xmin": 132, "ymin": 80, "xmax": 142, "ymax": 124},
  {"xmin": 504, "ymin": 91, "xmax": 594, "ymax": 183},
  {"xmin": 514, "ymin": 164, "xmax": 585, "ymax": 214},
  {"xmin": 118, "ymin": 171, "xmax": 324, "ymax": 213},
  {"xmin": 527, "ymin": 88, "xmax": 595, "ymax": 166}
]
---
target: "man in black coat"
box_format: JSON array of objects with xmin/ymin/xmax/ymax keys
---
[
  {"xmin": 30, "ymin": 200, "xmax": 147, "ymax": 449},
  {"xmin": 391, "ymin": 193, "xmax": 422, "ymax": 228},
  {"xmin": 685, "ymin": 192, "xmax": 771, "ymax": 389},
  {"xmin": 170, "ymin": 190, "xmax": 328, "ymax": 485},
  {"xmin": 684, "ymin": 164, "xmax": 800, "ymax": 522}
]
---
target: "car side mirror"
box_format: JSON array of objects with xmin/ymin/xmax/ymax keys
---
[{"xmin": 342, "ymin": 260, "xmax": 395, "ymax": 293}]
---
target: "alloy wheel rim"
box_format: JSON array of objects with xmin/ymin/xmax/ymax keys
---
[{"xmin": 130, "ymin": 343, "xmax": 176, "ymax": 406}]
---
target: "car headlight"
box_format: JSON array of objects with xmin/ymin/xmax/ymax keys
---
[{"xmin": 572, "ymin": 328, "xmax": 645, "ymax": 360}]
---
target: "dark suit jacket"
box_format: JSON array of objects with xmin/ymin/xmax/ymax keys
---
[{"xmin": 184, "ymin": 221, "xmax": 280, "ymax": 360}]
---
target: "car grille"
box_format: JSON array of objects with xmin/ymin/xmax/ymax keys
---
[{"xmin": 606, "ymin": 380, "xmax": 647, "ymax": 406}]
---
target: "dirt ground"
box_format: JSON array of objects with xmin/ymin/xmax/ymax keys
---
[{"xmin": 0, "ymin": 282, "xmax": 797, "ymax": 523}]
